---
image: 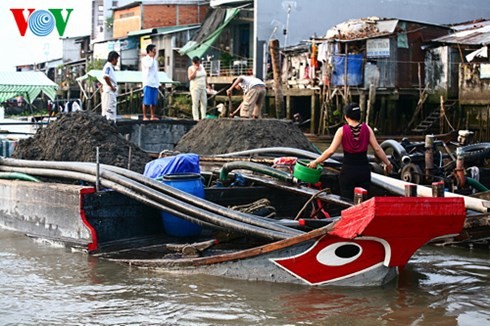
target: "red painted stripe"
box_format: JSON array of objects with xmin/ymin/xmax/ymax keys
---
[{"xmin": 79, "ymin": 187, "xmax": 98, "ymax": 252}]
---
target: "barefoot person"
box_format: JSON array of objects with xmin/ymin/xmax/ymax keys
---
[{"xmin": 141, "ymin": 44, "xmax": 160, "ymax": 120}]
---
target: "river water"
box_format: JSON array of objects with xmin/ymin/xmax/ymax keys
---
[{"xmin": 0, "ymin": 228, "xmax": 489, "ymax": 326}]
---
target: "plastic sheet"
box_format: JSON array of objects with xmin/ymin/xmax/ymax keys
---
[{"xmin": 143, "ymin": 153, "xmax": 200, "ymax": 179}]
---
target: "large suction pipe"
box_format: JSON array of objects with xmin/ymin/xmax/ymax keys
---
[
  {"xmin": 0, "ymin": 158, "xmax": 302, "ymax": 239},
  {"xmin": 380, "ymin": 140, "xmax": 411, "ymax": 166},
  {"xmin": 0, "ymin": 164, "xmax": 296, "ymax": 240}
]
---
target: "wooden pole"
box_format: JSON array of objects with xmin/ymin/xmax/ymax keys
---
[
  {"xmin": 286, "ymin": 94, "xmax": 291, "ymax": 120},
  {"xmin": 269, "ymin": 39, "xmax": 285, "ymax": 118},
  {"xmin": 440, "ymin": 95, "xmax": 445, "ymax": 134},
  {"xmin": 311, "ymin": 90, "xmax": 316, "ymax": 134},
  {"xmin": 366, "ymin": 83, "xmax": 375, "ymax": 125},
  {"xmin": 344, "ymin": 45, "xmax": 348, "ymax": 105}
]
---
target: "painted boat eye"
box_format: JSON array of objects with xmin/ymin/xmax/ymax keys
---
[
  {"xmin": 316, "ymin": 242, "xmax": 363, "ymax": 266},
  {"xmin": 335, "ymin": 244, "xmax": 361, "ymax": 258}
]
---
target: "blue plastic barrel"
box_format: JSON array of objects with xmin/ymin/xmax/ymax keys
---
[{"xmin": 161, "ymin": 173, "xmax": 204, "ymax": 237}]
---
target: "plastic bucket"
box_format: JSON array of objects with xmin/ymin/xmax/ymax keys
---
[
  {"xmin": 293, "ymin": 159, "xmax": 322, "ymax": 183},
  {"xmin": 161, "ymin": 173, "xmax": 204, "ymax": 237}
]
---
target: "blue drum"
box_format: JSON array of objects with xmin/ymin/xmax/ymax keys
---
[{"xmin": 161, "ymin": 173, "xmax": 204, "ymax": 237}]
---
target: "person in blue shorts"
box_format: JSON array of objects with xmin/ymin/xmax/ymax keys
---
[{"xmin": 141, "ymin": 44, "xmax": 160, "ymax": 120}]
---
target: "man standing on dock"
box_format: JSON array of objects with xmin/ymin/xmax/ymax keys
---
[
  {"xmin": 101, "ymin": 51, "xmax": 119, "ymax": 122},
  {"xmin": 227, "ymin": 76, "xmax": 266, "ymax": 119},
  {"xmin": 141, "ymin": 44, "xmax": 160, "ymax": 121}
]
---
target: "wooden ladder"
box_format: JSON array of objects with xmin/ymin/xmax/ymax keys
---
[
  {"xmin": 411, "ymin": 109, "xmax": 440, "ymax": 133},
  {"xmin": 411, "ymin": 99, "xmax": 457, "ymax": 134}
]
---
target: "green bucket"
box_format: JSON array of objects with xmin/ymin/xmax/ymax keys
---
[{"xmin": 293, "ymin": 159, "xmax": 323, "ymax": 183}]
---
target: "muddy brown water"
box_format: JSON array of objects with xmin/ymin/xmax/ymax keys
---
[
  {"xmin": 5, "ymin": 113, "xmax": 490, "ymax": 324},
  {"xmin": 0, "ymin": 229, "xmax": 489, "ymax": 325}
]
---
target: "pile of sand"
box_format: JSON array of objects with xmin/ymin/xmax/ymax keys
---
[
  {"xmin": 12, "ymin": 112, "xmax": 152, "ymax": 173},
  {"xmin": 175, "ymin": 118, "xmax": 316, "ymax": 155},
  {"xmin": 12, "ymin": 114, "xmax": 316, "ymax": 173}
]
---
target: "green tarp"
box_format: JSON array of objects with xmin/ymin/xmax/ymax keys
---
[
  {"xmin": 0, "ymin": 71, "xmax": 58, "ymax": 103},
  {"xmin": 76, "ymin": 69, "xmax": 177, "ymax": 84},
  {"xmin": 179, "ymin": 8, "xmax": 239, "ymax": 58}
]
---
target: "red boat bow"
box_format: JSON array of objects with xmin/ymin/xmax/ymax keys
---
[{"xmin": 272, "ymin": 197, "xmax": 466, "ymax": 285}]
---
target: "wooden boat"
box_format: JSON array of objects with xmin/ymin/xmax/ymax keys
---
[{"xmin": 0, "ymin": 157, "xmax": 466, "ymax": 287}]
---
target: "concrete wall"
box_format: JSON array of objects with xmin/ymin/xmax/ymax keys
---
[
  {"xmin": 118, "ymin": 119, "xmax": 196, "ymax": 153},
  {"xmin": 426, "ymin": 47, "xmax": 450, "ymax": 100},
  {"xmin": 459, "ymin": 63, "xmax": 490, "ymax": 105}
]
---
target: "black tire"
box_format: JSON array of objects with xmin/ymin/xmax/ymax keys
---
[{"xmin": 458, "ymin": 143, "xmax": 490, "ymax": 162}]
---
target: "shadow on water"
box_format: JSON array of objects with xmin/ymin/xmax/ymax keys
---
[{"xmin": 0, "ymin": 229, "xmax": 489, "ymax": 325}]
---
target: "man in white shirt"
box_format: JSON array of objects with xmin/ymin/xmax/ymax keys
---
[
  {"xmin": 227, "ymin": 75, "xmax": 266, "ymax": 118},
  {"xmin": 141, "ymin": 44, "xmax": 160, "ymax": 120},
  {"xmin": 187, "ymin": 56, "xmax": 208, "ymax": 120},
  {"xmin": 102, "ymin": 51, "xmax": 119, "ymax": 122}
]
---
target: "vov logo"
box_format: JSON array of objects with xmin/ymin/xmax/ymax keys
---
[{"xmin": 10, "ymin": 8, "xmax": 74, "ymax": 37}]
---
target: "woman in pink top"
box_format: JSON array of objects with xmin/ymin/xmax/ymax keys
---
[{"xmin": 308, "ymin": 103, "xmax": 393, "ymax": 200}]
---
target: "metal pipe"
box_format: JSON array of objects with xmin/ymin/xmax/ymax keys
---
[
  {"xmin": 96, "ymin": 146, "xmax": 100, "ymax": 192},
  {"xmin": 425, "ymin": 135, "xmax": 434, "ymax": 182},
  {"xmin": 371, "ymin": 172, "xmax": 490, "ymax": 213}
]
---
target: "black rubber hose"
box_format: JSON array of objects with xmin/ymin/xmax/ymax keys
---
[
  {"xmin": 0, "ymin": 164, "xmax": 293, "ymax": 241},
  {"xmin": 0, "ymin": 165, "xmax": 218, "ymax": 229},
  {"xmin": 380, "ymin": 139, "xmax": 411, "ymax": 166},
  {"xmin": 0, "ymin": 158, "xmax": 302, "ymax": 237},
  {"xmin": 96, "ymin": 163, "xmax": 303, "ymax": 236},
  {"xmin": 0, "ymin": 158, "xmax": 299, "ymax": 239},
  {"xmin": 219, "ymin": 161, "xmax": 295, "ymax": 182}
]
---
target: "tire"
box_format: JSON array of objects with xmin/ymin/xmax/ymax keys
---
[{"xmin": 458, "ymin": 143, "xmax": 490, "ymax": 162}]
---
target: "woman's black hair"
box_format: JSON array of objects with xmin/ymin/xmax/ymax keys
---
[
  {"xmin": 146, "ymin": 44, "xmax": 156, "ymax": 54},
  {"xmin": 343, "ymin": 102, "xmax": 361, "ymax": 121}
]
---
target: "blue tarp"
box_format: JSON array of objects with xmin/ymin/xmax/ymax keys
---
[
  {"xmin": 331, "ymin": 54, "xmax": 363, "ymax": 86},
  {"xmin": 143, "ymin": 153, "xmax": 200, "ymax": 179}
]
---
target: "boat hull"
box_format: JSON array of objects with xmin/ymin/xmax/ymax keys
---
[{"xmin": 0, "ymin": 174, "xmax": 467, "ymax": 287}]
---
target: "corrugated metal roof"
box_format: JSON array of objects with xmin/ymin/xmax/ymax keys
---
[
  {"xmin": 210, "ymin": 0, "xmax": 252, "ymax": 8},
  {"xmin": 76, "ymin": 70, "xmax": 177, "ymax": 84},
  {"xmin": 432, "ymin": 22, "xmax": 490, "ymax": 45},
  {"xmin": 0, "ymin": 72, "xmax": 58, "ymax": 103},
  {"xmin": 324, "ymin": 17, "xmax": 399, "ymax": 41}
]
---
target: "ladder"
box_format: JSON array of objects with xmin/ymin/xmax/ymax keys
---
[{"xmin": 411, "ymin": 109, "xmax": 440, "ymax": 133}]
